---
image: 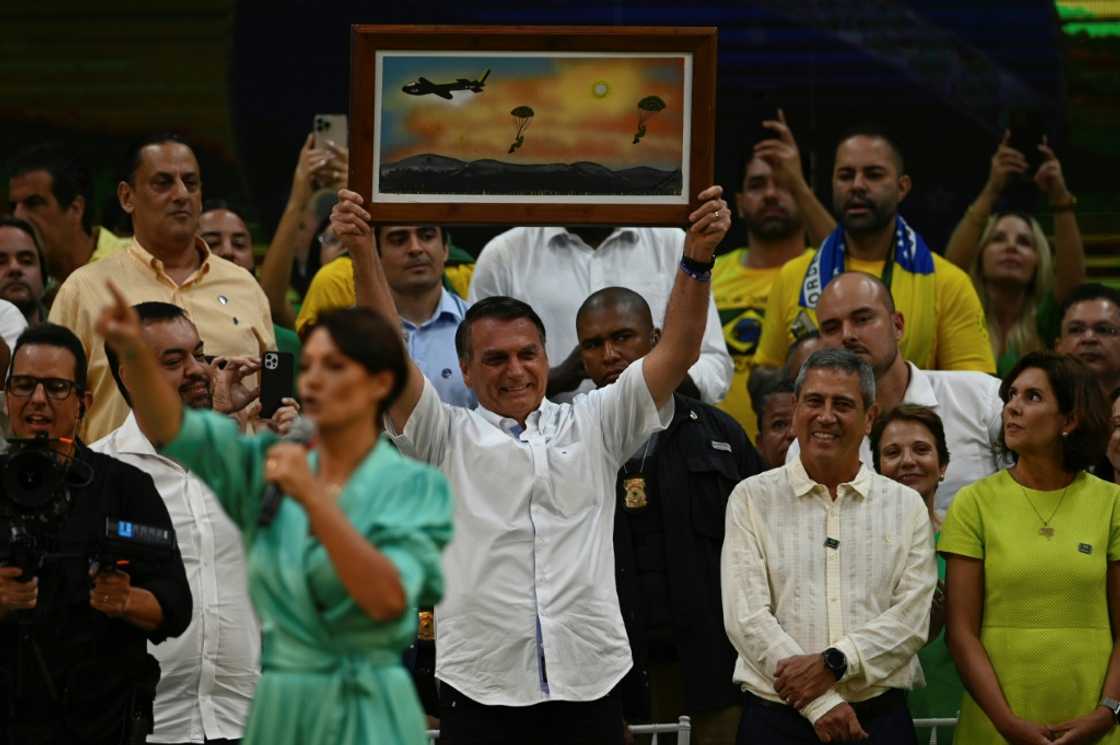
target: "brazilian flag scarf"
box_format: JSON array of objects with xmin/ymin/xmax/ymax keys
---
[{"xmin": 798, "ymin": 215, "xmax": 937, "ymax": 366}]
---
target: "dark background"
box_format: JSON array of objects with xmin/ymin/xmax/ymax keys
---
[{"xmin": 2, "ymin": 1, "xmax": 1117, "ymax": 279}]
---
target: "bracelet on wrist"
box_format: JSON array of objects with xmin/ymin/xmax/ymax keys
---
[{"xmin": 679, "ymin": 256, "xmax": 714, "ymax": 282}]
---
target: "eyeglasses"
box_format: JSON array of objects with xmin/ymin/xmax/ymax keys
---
[
  {"xmin": 6, "ymin": 375, "xmax": 80, "ymax": 400},
  {"xmin": 1063, "ymin": 322, "xmax": 1120, "ymax": 338}
]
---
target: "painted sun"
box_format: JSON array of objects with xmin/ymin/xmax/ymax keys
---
[{"xmin": 591, "ymin": 80, "xmax": 609, "ymax": 98}]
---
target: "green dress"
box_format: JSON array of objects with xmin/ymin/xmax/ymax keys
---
[
  {"xmin": 911, "ymin": 535, "xmax": 964, "ymax": 744},
  {"xmin": 161, "ymin": 408, "xmax": 453, "ymax": 745},
  {"xmin": 939, "ymin": 470, "xmax": 1120, "ymax": 744}
]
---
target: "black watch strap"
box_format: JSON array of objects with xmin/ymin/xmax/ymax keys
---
[{"xmin": 680, "ymin": 255, "xmax": 716, "ymax": 272}]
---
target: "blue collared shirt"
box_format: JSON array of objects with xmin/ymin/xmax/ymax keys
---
[{"xmin": 403, "ymin": 289, "xmax": 475, "ymax": 408}]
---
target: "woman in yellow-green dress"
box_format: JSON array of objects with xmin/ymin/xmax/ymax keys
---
[{"xmin": 941, "ymin": 351, "xmax": 1120, "ymax": 744}]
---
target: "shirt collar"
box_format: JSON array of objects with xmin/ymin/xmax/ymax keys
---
[
  {"xmin": 110, "ymin": 411, "xmax": 162, "ymax": 458},
  {"xmin": 402, "ymin": 288, "xmax": 468, "ymax": 331},
  {"xmin": 786, "ymin": 454, "xmax": 873, "ymax": 500},
  {"xmin": 901, "ymin": 362, "xmax": 938, "ymax": 408},
  {"xmin": 475, "ymin": 397, "xmax": 555, "ymax": 439},
  {"xmin": 127, "ymin": 235, "xmax": 213, "ymax": 284},
  {"xmin": 545, "ymin": 227, "xmax": 639, "ymax": 250}
]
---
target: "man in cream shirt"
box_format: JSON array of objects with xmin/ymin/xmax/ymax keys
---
[{"xmin": 722, "ymin": 348, "xmax": 936, "ymax": 744}]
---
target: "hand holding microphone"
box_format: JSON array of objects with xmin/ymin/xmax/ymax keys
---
[{"xmin": 259, "ymin": 417, "xmax": 317, "ymax": 526}]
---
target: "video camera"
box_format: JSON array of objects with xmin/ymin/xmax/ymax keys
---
[{"xmin": 0, "ymin": 436, "xmax": 175, "ymax": 581}]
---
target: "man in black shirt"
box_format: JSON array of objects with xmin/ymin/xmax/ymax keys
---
[
  {"xmin": 0, "ymin": 323, "xmax": 191, "ymax": 745},
  {"xmin": 576, "ymin": 288, "xmax": 762, "ymax": 745}
]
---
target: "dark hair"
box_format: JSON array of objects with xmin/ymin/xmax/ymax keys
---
[
  {"xmin": 793, "ymin": 348, "xmax": 876, "ymax": 409},
  {"xmin": 7, "ymin": 143, "xmax": 94, "ymax": 235},
  {"xmin": 105, "ymin": 302, "xmax": 192, "ymax": 406},
  {"xmin": 121, "ymin": 132, "xmax": 194, "ymax": 184},
  {"xmin": 201, "ymin": 198, "xmax": 247, "ymax": 220},
  {"xmin": 11, "ymin": 323, "xmax": 88, "ymax": 390},
  {"xmin": 455, "ymin": 296, "xmax": 547, "ymax": 360},
  {"xmin": 0, "ymin": 214, "xmax": 48, "ymax": 278},
  {"xmin": 374, "ymin": 224, "xmax": 446, "ymax": 245},
  {"xmin": 307, "ymin": 307, "xmax": 409, "ymax": 416},
  {"xmin": 575, "ymin": 286, "xmax": 654, "ymax": 333},
  {"xmin": 1058, "ymin": 282, "xmax": 1120, "ymax": 329},
  {"xmin": 999, "ymin": 351, "xmax": 1109, "ymax": 472},
  {"xmin": 835, "ymin": 124, "xmax": 905, "ymax": 174},
  {"xmin": 748, "ymin": 366, "xmax": 794, "ymax": 422},
  {"xmin": 869, "ymin": 404, "xmax": 951, "ymax": 474}
]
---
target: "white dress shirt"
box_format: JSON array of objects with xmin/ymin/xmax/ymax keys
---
[
  {"xmin": 468, "ymin": 226, "xmax": 733, "ymax": 404},
  {"xmin": 387, "ymin": 358, "xmax": 673, "ymax": 706},
  {"xmin": 787, "ymin": 363, "xmax": 1006, "ymax": 516},
  {"xmin": 721, "ymin": 457, "xmax": 937, "ymax": 724},
  {"xmin": 92, "ymin": 412, "xmax": 260, "ymax": 743}
]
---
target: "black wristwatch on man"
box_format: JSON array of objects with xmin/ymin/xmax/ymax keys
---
[{"xmin": 822, "ymin": 647, "xmax": 847, "ymax": 681}]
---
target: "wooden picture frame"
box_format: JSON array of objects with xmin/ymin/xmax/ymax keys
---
[{"xmin": 349, "ymin": 25, "xmax": 717, "ymax": 226}]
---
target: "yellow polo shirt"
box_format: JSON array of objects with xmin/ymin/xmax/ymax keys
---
[
  {"xmin": 753, "ymin": 251, "xmax": 995, "ymax": 373},
  {"xmin": 49, "ymin": 237, "xmax": 276, "ymax": 442}
]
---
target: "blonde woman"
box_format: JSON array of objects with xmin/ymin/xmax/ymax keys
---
[{"xmin": 945, "ymin": 131, "xmax": 1085, "ymax": 377}]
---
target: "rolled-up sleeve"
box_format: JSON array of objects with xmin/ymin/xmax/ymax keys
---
[
  {"xmin": 593, "ymin": 358, "xmax": 674, "ymax": 463},
  {"xmin": 385, "ymin": 376, "xmax": 453, "ymax": 467}
]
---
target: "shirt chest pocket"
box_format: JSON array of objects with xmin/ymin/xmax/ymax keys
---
[{"xmin": 686, "ymin": 450, "xmax": 740, "ymax": 541}]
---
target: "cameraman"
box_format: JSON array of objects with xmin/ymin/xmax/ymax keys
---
[{"xmin": 0, "ymin": 324, "xmax": 191, "ymax": 745}]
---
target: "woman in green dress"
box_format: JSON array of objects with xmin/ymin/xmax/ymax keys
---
[
  {"xmin": 940, "ymin": 351, "xmax": 1120, "ymax": 744},
  {"xmin": 870, "ymin": 403, "xmax": 962, "ymax": 743},
  {"xmin": 97, "ymin": 283, "xmax": 453, "ymax": 745}
]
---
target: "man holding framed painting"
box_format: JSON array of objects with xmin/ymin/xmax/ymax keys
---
[{"xmin": 330, "ymin": 176, "xmax": 730, "ymax": 743}]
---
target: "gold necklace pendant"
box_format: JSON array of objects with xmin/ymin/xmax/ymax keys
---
[
  {"xmin": 623, "ymin": 475, "xmax": 649, "ymax": 510},
  {"xmin": 1039, "ymin": 526, "xmax": 1055, "ymax": 539}
]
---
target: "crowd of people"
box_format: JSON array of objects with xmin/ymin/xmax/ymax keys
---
[{"xmin": 0, "ymin": 105, "xmax": 1118, "ymax": 745}]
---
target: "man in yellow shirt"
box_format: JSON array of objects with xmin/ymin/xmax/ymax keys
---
[
  {"xmin": 713, "ymin": 145, "xmax": 811, "ymax": 438},
  {"xmin": 49, "ymin": 134, "xmax": 275, "ymax": 442},
  {"xmin": 8, "ymin": 144, "xmax": 130, "ymax": 285},
  {"xmin": 754, "ymin": 127, "xmax": 995, "ymax": 374}
]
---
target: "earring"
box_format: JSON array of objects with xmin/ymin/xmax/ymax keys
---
[{"xmin": 1061, "ymin": 431, "xmax": 1070, "ymax": 438}]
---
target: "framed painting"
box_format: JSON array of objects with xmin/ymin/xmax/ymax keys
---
[{"xmin": 349, "ymin": 25, "xmax": 717, "ymax": 225}]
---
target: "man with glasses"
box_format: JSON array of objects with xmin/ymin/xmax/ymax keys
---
[
  {"xmin": 1055, "ymin": 283, "xmax": 1120, "ymax": 398},
  {"xmin": 0, "ymin": 323, "xmax": 191, "ymax": 744}
]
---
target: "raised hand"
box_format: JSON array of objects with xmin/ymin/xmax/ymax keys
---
[
  {"xmin": 96, "ymin": 281, "xmax": 144, "ymax": 358},
  {"xmin": 1034, "ymin": 139, "xmax": 1074, "ymax": 206},
  {"xmin": 755, "ymin": 108, "xmax": 806, "ymax": 190},
  {"xmin": 330, "ymin": 189, "xmax": 376, "ymax": 259},
  {"xmin": 984, "ymin": 130, "xmax": 1029, "ymax": 197},
  {"xmin": 684, "ymin": 185, "xmax": 730, "ymax": 260}
]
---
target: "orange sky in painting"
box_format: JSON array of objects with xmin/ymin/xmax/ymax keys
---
[{"xmin": 383, "ymin": 57, "xmax": 685, "ymax": 171}]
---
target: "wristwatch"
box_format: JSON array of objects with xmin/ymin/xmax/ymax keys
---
[
  {"xmin": 1100, "ymin": 696, "xmax": 1120, "ymax": 724},
  {"xmin": 822, "ymin": 647, "xmax": 847, "ymax": 681}
]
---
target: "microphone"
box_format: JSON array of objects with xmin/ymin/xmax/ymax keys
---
[{"xmin": 258, "ymin": 417, "xmax": 317, "ymax": 527}]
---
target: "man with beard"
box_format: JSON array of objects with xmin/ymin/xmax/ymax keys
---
[
  {"xmin": 754, "ymin": 126, "xmax": 995, "ymax": 375},
  {"xmin": 93, "ymin": 301, "xmax": 296, "ymax": 745},
  {"xmin": 785, "ymin": 272, "xmax": 1004, "ymax": 519},
  {"xmin": 0, "ymin": 216, "xmax": 48, "ymax": 324},
  {"xmin": 1054, "ymin": 283, "xmax": 1120, "ymax": 399},
  {"xmin": 712, "ymin": 146, "xmax": 811, "ymax": 438}
]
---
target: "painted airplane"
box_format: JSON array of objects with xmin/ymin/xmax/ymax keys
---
[{"xmin": 402, "ymin": 69, "xmax": 490, "ymax": 100}]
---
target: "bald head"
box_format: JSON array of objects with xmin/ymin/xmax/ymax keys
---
[
  {"xmin": 576, "ymin": 287, "xmax": 654, "ymax": 331},
  {"xmin": 576, "ymin": 286, "xmax": 659, "ymax": 388},
  {"xmin": 816, "ymin": 272, "xmax": 903, "ymax": 377}
]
